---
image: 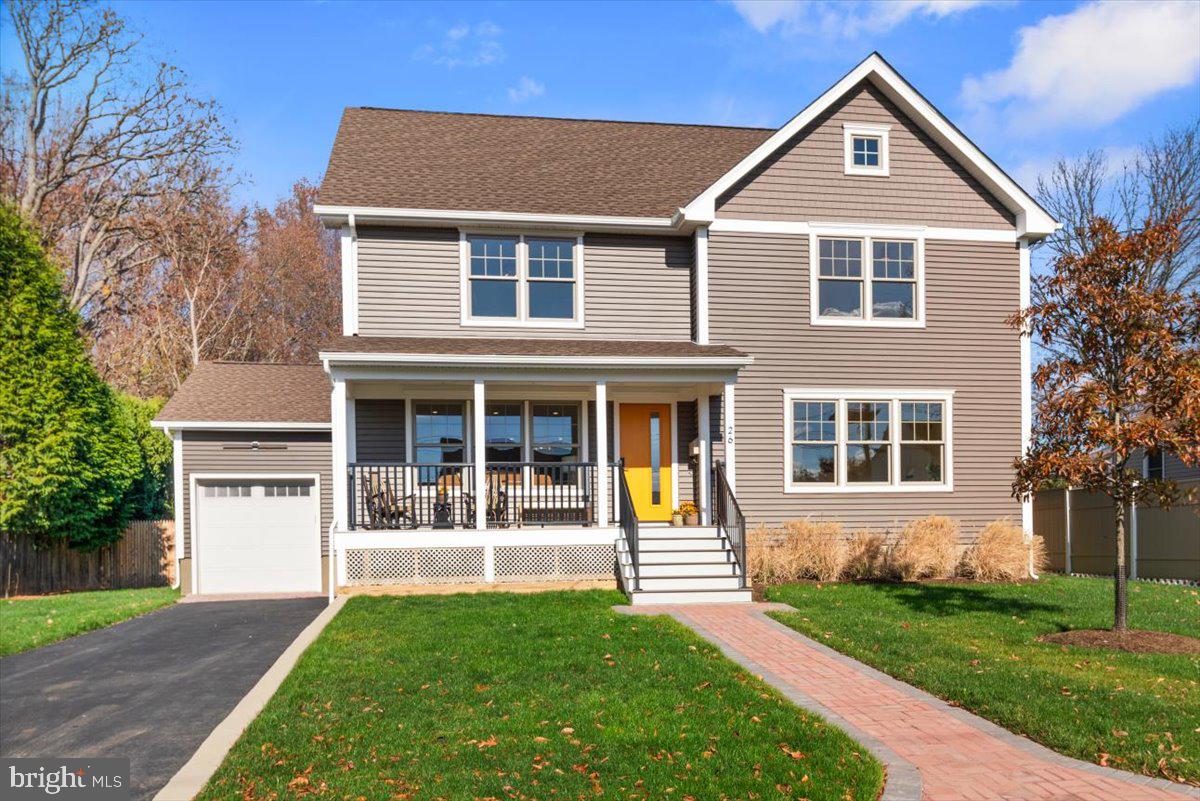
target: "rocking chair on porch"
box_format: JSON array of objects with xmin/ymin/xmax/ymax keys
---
[{"xmin": 364, "ymin": 473, "xmax": 415, "ymax": 529}]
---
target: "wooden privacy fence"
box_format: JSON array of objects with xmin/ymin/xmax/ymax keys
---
[
  {"xmin": 1034, "ymin": 481, "xmax": 1199, "ymax": 582},
  {"xmin": 1, "ymin": 520, "xmax": 175, "ymax": 597}
]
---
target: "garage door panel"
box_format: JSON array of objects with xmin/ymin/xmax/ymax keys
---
[{"xmin": 197, "ymin": 480, "xmax": 320, "ymax": 594}]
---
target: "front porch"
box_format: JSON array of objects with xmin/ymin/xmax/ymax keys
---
[{"xmin": 321, "ymin": 337, "xmax": 751, "ymax": 599}]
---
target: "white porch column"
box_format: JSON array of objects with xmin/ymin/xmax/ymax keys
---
[
  {"xmin": 1019, "ymin": 239, "xmax": 1033, "ymax": 536},
  {"xmin": 331, "ymin": 378, "xmax": 348, "ymax": 529},
  {"xmin": 595, "ymin": 380, "xmax": 609, "ymax": 527},
  {"xmin": 473, "ymin": 380, "xmax": 488, "ymax": 533},
  {"xmin": 723, "ymin": 380, "xmax": 736, "ymax": 492},
  {"xmin": 697, "ymin": 392, "xmax": 711, "ymax": 524},
  {"xmin": 170, "ymin": 429, "xmax": 184, "ymax": 589},
  {"xmin": 1064, "ymin": 487, "xmax": 1072, "ymax": 575},
  {"xmin": 1129, "ymin": 498, "xmax": 1138, "ymax": 580}
]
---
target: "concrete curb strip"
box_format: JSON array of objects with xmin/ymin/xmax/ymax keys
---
[{"xmin": 154, "ymin": 597, "xmax": 347, "ymax": 801}]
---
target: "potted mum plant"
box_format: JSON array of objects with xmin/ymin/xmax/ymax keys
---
[
  {"xmin": 678, "ymin": 501, "xmax": 699, "ymax": 526},
  {"xmin": 671, "ymin": 508, "xmax": 684, "ymax": 527}
]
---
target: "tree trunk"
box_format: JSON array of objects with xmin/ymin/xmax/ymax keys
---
[{"xmin": 1114, "ymin": 503, "xmax": 1128, "ymax": 631}]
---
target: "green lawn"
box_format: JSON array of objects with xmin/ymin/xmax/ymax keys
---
[
  {"xmin": 0, "ymin": 586, "xmax": 178, "ymax": 656},
  {"xmin": 199, "ymin": 590, "xmax": 882, "ymax": 801},
  {"xmin": 766, "ymin": 575, "xmax": 1199, "ymax": 785}
]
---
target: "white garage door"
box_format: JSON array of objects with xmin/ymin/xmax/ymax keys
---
[{"xmin": 196, "ymin": 479, "xmax": 321, "ymax": 594}]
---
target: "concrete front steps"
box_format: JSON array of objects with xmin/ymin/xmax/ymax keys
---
[{"xmin": 619, "ymin": 525, "xmax": 753, "ymax": 604}]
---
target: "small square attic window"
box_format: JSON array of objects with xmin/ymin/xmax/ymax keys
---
[{"xmin": 844, "ymin": 123, "xmax": 890, "ymax": 176}]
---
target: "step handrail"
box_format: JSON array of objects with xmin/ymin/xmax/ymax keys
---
[
  {"xmin": 713, "ymin": 460, "xmax": 747, "ymax": 588},
  {"xmin": 615, "ymin": 458, "xmax": 640, "ymax": 591}
]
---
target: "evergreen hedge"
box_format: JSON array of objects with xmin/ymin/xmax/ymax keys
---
[{"xmin": 0, "ymin": 204, "xmax": 150, "ymax": 550}]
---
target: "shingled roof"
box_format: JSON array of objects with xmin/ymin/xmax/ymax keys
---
[
  {"xmin": 317, "ymin": 108, "xmax": 773, "ymax": 218},
  {"xmin": 155, "ymin": 363, "xmax": 331, "ymax": 425}
]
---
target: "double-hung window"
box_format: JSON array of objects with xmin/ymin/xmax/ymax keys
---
[
  {"xmin": 464, "ymin": 234, "xmax": 582, "ymax": 325},
  {"xmin": 812, "ymin": 234, "xmax": 921, "ymax": 325},
  {"xmin": 785, "ymin": 391, "xmax": 952, "ymax": 492}
]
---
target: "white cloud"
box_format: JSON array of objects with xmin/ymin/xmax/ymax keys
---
[
  {"xmin": 730, "ymin": 0, "xmax": 992, "ymax": 38},
  {"xmin": 415, "ymin": 21, "xmax": 504, "ymax": 68},
  {"xmin": 961, "ymin": 1, "xmax": 1200, "ymax": 135},
  {"xmin": 507, "ymin": 76, "xmax": 545, "ymax": 104}
]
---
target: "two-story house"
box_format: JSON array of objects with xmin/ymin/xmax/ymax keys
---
[{"xmin": 154, "ymin": 53, "xmax": 1058, "ymax": 603}]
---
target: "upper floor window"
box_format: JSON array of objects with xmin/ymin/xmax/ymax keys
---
[
  {"xmin": 843, "ymin": 123, "xmax": 890, "ymax": 176},
  {"xmin": 1145, "ymin": 450, "xmax": 1165, "ymax": 480},
  {"xmin": 463, "ymin": 233, "xmax": 583, "ymax": 327},
  {"xmin": 785, "ymin": 391, "xmax": 952, "ymax": 493},
  {"xmin": 811, "ymin": 234, "xmax": 922, "ymax": 327}
]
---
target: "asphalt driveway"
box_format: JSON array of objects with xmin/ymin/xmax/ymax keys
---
[{"xmin": 0, "ymin": 597, "xmax": 326, "ymax": 801}]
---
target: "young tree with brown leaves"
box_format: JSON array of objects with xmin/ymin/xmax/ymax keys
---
[{"xmin": 1011, "ymin": 213, "xmax": 1200, "ymax": 631}]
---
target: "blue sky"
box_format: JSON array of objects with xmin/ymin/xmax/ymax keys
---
[{"xmin": 4, "ymin": 0, "xmax": 1199, "ymax": 209}]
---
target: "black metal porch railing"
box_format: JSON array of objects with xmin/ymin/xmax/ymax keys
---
[
  {"xmin": 348, "ymin": 462, "xmax": 616, "ymax": 529},
  {"xmin": 349, "ymin": 463, "xmax": 476, "ymax": 530},
  {"xmin": 713, "ymin": 460, "xmax": 747, "ymax": 588},
  {"xmin": 616, "ymin": 458, "xmax": 640, "ymax": 591},
  {"xmin": 482, "ymin": 462, "xmax": 597, "ymax": 526}
]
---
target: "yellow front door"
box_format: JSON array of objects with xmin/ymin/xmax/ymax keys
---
[{"xmin": 619, "ymin": 403, "xmax": 673, "ymax": 521}]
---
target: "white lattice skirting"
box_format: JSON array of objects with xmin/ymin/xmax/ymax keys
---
[{"xmin": 344, "ymin": 544, "xmax": 616, "ymax": 585}]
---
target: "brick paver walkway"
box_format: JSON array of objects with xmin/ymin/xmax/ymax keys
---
[{"xmin": 624, "ymin": 603, "xmax": 1195, "ymax": 801}]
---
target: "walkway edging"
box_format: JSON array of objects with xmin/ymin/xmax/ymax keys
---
[
  {"xmin": 756, "ymin": 607, "xmax": 1195, "ymax": 796},
  {"xmin": 616, "ymin": 603, "xmax": 921, "ymax": 801},
  {"xmin": 154, "ymin": 596, "xmax": 347, "ymax": 801}
]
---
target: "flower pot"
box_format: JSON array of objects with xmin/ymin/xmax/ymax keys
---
[
  {"xmin": 684, "ymin": 513, "xmax": 700, "ymax": 526},
  {"xmin": 671, "ymin": 513, "xmax": 684, "ymax": 527}
]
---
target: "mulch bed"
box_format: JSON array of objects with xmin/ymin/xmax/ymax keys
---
[{"xmin": 1037, "ymin": 628, "xmax": 1200, "ymax": 655}]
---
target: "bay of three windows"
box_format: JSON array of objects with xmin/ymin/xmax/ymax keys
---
[
  {"xmin": 817, "ymin": 236, "xmax": 917, "ymax": 321},
  {"xmin": 413, "ymin": 400, "xmax": 581, "ymax": 466},
  {"xmin": 469, "ymin": 235, "xmax": 577, "ymax": 321},
  {"xmin": 791, "ymin": 398, "xmax": 945, "ymax": 487}
]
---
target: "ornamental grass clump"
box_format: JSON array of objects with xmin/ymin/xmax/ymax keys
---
[
  {"xmin": 844, "ymin": 531, "xmax": 887, "ymax": 580},
  {"xmin": 961, "ymin": 518, "xmax": 1047, "ymax": 582},
  {"xmin": 748, "ymin": 520, "xmax": 847, "ymax": 583},
  {"xmin": 890, "ymin": 515, "xmax": 960, "ymax": 581}
]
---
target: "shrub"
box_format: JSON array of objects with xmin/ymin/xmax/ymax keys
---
[
  {"xmin": 844, "ymin": 531, "xmax": 887, "ymax": 580},
  {"xmin": 119, "ymin": 394, "xmax": 172, "ymax": 518},
  {"xmin": 0, "ymin": 204, "xmax": 139, "ymax": 549},
  {"xmin": 748, "ymin": 520, "xmax": 847, "ymax": 583},
  {"xmin": 890, "ymin": 515, "xmax": 960, "ymax": 581},
  {"xmin": 961, "ymin": 519, "xmax": 1048, "ymax": 581}
]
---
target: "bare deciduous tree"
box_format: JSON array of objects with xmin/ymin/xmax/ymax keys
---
[
  {"xmin": 0, "ymin": 0, "xmax": 231, "ymax": 326},
  {"xmin": 1034, "ymin": 120, "xmax": 1200, "ymax": 294}
]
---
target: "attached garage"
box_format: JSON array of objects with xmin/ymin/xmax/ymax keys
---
[
  {"xmin": 194, "ymin": 478, "xmax": 322, "ymax": 594},
  {"xmin": 153, "ymin": 362, "xmax": 334, "ymax": 597}
]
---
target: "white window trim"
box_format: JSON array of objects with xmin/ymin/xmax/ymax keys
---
[
  {"xmin": 459, "ymin": 231, "xmax": 585, "ymax": 329},
  {"xmin": 843, "ymin": 122, "xmax": 890, "ymax": 177},
  {"xmin": 782, "ymin": 388, "xmax": 954, "ymax": 494},
  {"xmin": 809, "ymin": 226, "xmax": 925, "ymax": 328}
]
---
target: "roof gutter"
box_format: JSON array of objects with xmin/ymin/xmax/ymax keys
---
[
  {"xmin": 151, "ymin": 420, "xmax": 332, "ymax": 431},
  {"xmin": 313, "ymin": 204, "xmax": 694, "ymax": 234},
  {"xmin": 319, "ymin": 351, "xmax": 752, "ymax": 371}
]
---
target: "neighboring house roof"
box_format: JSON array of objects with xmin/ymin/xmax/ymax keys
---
[
  {"xmin": 154, "ymin": 362, "xmax": 331, "ymax": 426},
  {"xmin": 320, "ymin": 336, "xmax": 747, "ymax": 360},
  {"xmin": 317, "ymin": 108, "xmax": 772, "ymax": 219}
]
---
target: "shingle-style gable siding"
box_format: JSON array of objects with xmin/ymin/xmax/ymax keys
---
[
  {"xmin": 715, "ymin": 81, "xmax": 1014, "ymax": 230},
  {"xmin": 709, "ymin": 232, "xmax": 1022, "ymax": 535},
  {"xmin": 355, "ymin": 227, "xmax": 694, "ymax": 339}
]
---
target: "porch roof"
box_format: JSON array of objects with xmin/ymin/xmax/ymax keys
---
[{"xmin": 319, "ymin": 336, "xmax": 750, "ymax": 370}]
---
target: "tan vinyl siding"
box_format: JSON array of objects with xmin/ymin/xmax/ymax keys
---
[
  {"xmin": 356, "ymin": 227, "xmax": 693, "ymax": 339},
  {"xmin": 710, "ymin": 231, "xmax": 1022, "ymax": 537},
  {"xmin": 716, "ymin": 81, "xmax": 1014, "ymax": 230},
  {"xmin": 1164, "ymin": 452, "xmax": 1200, "ymax": 482},
  {"xmin": 355, "ymin": 399, "xmax": 406, "ymax": 461},
  {"xmin": 181, "ymin": 430, "xmax": 333, "ymax": 557}
]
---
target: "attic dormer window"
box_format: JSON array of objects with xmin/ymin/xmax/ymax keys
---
[{"xmin": 844, "ymin": 123, "xmax": 890, "ymax": 176}]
